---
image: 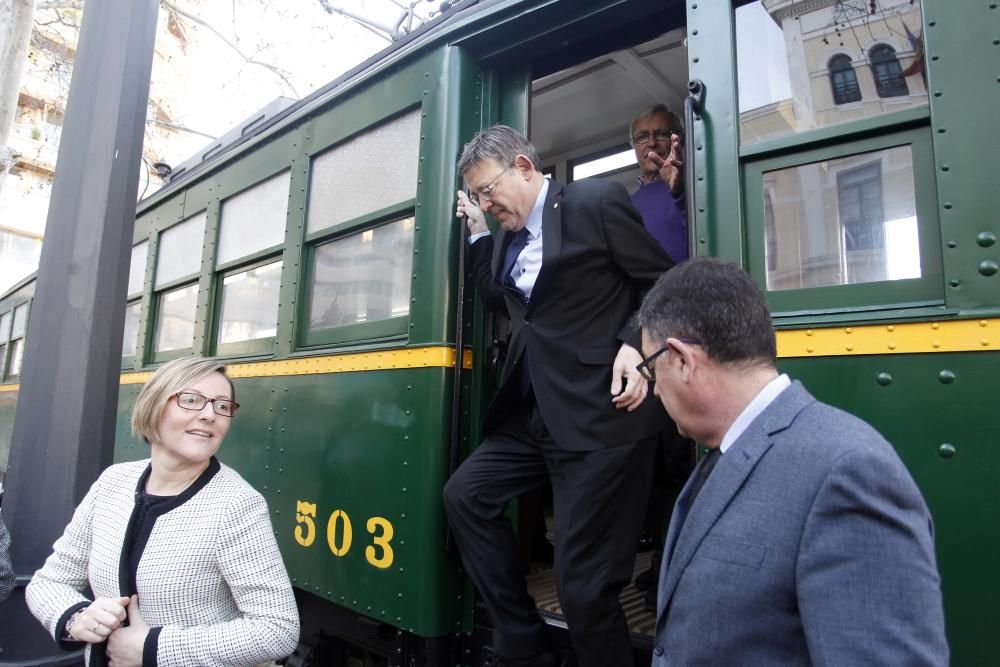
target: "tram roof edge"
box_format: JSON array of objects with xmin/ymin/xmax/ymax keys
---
[{"xmin": 135, "ymin": 0, "xmax": 518, "ymax": 213}]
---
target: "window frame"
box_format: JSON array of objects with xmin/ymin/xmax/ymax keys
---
[
  {"xmin": 743, "ymin": 125, "xmax": 943, "ymax": 319},
  {"xmin": 121, "ymin": 298, "xmax": 143, "ymax": 368},
  {"xmin": 150, "ymin": 278, "xmax": 201, "ymax": 363},
  {"xmin": 211, "ymin": 254, "xmax": 284, "ymax": 358},
  {"xmin": 298, "ymin": 211, "xmax": 417, "ymax": 349},
  {"xmin": 828, "ymin": 54, "xmax": 862, "ymax": 106}
]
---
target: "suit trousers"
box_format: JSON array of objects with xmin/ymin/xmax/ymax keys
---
[{"xmin": 443, "ymin": 394, "xmax": 655, "ymax": 667}]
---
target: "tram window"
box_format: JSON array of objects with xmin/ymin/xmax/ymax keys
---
[
  {"xmin": 306, "ymin": 109, "xmax": 421, "ymax": 234},
  {"xmin": 570, "ymin": 147, "xmax": 636, "ymax": 181},
  {"xmin": 0, "ymin": 343, "xmax": 6, "ymax": 380},
  {"xmin": 11, "ymin": 304, "xmax": 27, "ymax": 340},
  {"xmin": 735, "ymin": 0, "xmax": 926, "ymax": 146},
  {"xmin": 762, "ymin": 145, "xmax": 919, "ymax": 291},
  {"xmin": 0, "ymin": 311, "xmax": 9, "ymax": 380},
  {"xmin": 216, "ymin": 259, "xmax": 282, "ymax": 351},
  {"xmin": 127, "ymin": 241, "xmax": 148, "ymax": 298},
  {"xmin": 9, "ymin": 339, "xmax": 24, "ymax": 380},
  {"xmin": 217, "ymin": 171, "xmax": 290, "ymax": 266},
  {"xmin": 122, "ymin": 301, "xmax": 141, "ymax": 360},
  {"xmin": 153, "ymin": 283, "xmax": 198, "ymax": 354},
  {"xmin": 305, "ymin": 217, "xmax": 414, "ymax": 341},
  {"xmin": 155, "ymin": 212, "xmax": 206, "ymax": 289}
]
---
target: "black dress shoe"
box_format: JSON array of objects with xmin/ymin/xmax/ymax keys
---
[{"xmin": 491, "ymin": 650, "xmax": 564, "ymax": 666}]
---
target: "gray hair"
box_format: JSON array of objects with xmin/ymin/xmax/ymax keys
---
[
  {"xmin": 627, "ymin": 104, "xmax": 682, "ymax": 146},
  {"xmin": 132, "ymin": 357, "xmax": 235, "ymax": 445},
  {"xmin": 457, "ymin": 124, "xmax": 542, "ymax": 175},
  {"xmin": 638, "ymin": 258, "xmax": 777, "ymax": 368}
]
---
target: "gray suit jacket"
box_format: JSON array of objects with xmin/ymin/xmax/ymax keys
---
[{"xmin": 653, "ymin": 382, "xmax": 948, "ymax": 666}]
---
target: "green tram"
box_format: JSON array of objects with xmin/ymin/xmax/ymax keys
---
[{"xmin": 1, "ymin": 0, "xmax": 996, "ymax": 664}]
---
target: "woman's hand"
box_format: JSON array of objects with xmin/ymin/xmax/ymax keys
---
[
  {"xmin": 68, "ymin": 596, "xmax": 130, "ymax": 643},
  {"xmin": 107, "ymin": 595, "xmax": 149, "ymax": 667}
]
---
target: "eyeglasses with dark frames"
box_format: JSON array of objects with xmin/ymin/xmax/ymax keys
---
[
  {"xmin": 633, "ymin": 129, "xmax": 677, "ymax": 146},
  {"xmin": 173, "ymin": 391, "xmax": 240, "ymax": 417},
  {"xmin": 468, "ymin": 165, "xmax": 511, "ymax": 206},
  {"xmin": 636, "ymin": 337, "xmax": 703, "ymax": 381}
]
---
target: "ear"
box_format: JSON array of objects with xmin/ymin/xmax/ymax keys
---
[
  {"xmin": 512, "ymin": 154, "xmax": 535, "ymax": 178},
  {"xmin": 668, "ymin": 337, "xmax": 698, "ymax": 382}
]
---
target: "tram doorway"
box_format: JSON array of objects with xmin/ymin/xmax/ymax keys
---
[{"xmin": 518, "ymin": 20, "xmax": 695, "ymax": 645}]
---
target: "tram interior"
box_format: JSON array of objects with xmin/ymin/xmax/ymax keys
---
[{"xmin": 522, "ymin": 24, "xmax": 691, "ymax": 639}]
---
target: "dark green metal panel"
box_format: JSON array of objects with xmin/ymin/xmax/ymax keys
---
[
  {"xmin": 779, "ymin": 351, "xmax": 999, "ymax": 667},
  {"xmin": 114, "ymin": 367, "xmax": 464, "ymax": 638},
  {"xmin": 685, "ymin": 2, "xmax": 744, "ymax": 263},
  {"xmin": 923, "ymin": 0, "xmax": 1000, "ymax": 311}
]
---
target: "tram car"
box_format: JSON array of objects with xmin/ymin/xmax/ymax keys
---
[{"xmin": 1, "ymin": 0, "xmax": 996, "ymax": 664}]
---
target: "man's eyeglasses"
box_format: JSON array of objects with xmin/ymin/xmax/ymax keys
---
[
  {"xmin": 173, "ymin": 391, "xmax": 240, "ymax": 417},
  {"xmin": 636, "ymin": 338, "xmax": 703, "ymax": 381},
  {"xmin": 468, "ymin": 166, "xmax": 511, "ymax": 206},
  {"xmin": 633, "ymin": 129, "xmax": 676, "ymax": 146}
]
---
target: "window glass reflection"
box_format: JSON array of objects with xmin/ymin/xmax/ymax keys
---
[
  {"xmin": 763, "ymin": 145, "xmax": 920, "ymax": 290},
  {"xmin": 218, "ymin": 171, "xmax": 290, "ymax": 265},
  {"xmin": 9, "ymin": 339, "xmax": 24, "ymax": 379},
  {"xmin": 122, "ymin": 301, "xmax": 141, "ymax": 359},
  {"xmin": 11, "ymin": 304, "xmax": 27, "ymax": 339},
  {"xmin": 309, "ymin": 218, "xmax": 414, "ymax": 331},
  {"xmin": 737, "ymin": 0, "xmax": 926, "ymax": 146},
  {"xmin": 0, "ymin": 344, "xmax": 7, "ymax": 380},
  {"xmin": 217, "ymin": 260, "xmax": 283, "ymax": 345},
  {"xmin": 154, "ymin": 283, "xmax": 198, "ymax": 353}
]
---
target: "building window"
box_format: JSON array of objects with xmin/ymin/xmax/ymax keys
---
[
  {"xmin": 828, "ymin": 54, "xmax": 862, "ymax": 105},
  {"xmin": 870, "ymin": 44, "xmax": 909, "ymax": 98}
]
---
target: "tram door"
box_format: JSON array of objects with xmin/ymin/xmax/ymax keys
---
[{"xmin": 456, "ymin": 0, "xmax": 697, "ymax": 644}]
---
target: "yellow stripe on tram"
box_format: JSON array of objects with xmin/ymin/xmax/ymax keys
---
[
  {"xmin": 118, "ymin": 345, "xmax": 475, "ymax": 385},
  {"xmin": 777, "ymin": 318, "xmax": 999, "ymax": 358}
]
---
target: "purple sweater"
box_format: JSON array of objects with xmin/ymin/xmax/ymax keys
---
[{"xmin": 631, "ymin": 178, "xmax": 688, "ymax": 263}]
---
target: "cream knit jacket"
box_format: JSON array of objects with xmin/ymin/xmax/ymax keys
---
[{"xmin": 26, "ymin": 458, "xmax": 299, "ymax": 666}]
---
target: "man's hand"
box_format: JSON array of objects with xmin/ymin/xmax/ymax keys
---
[
  {"xmin": 456, "ymin": 190, "xmax": 489, "ymax": 235},
  {"xmin": 651, "ymin": 133, "xmax": 684, "ymax": 195},
  {"xmin": 68, "ymin": 596, "xmax": 130, "ymax": 644},
  {"xmin": 611, "ymin": 343, "xmax": 648, "ymax": 411},
  {"xmin": 106, "ymin": 595, "xmax": 149, "ymax": 667}
]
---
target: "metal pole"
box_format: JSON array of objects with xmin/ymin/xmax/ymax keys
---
[{"xmin": 0, "ymin": 0, "xmax": 158, "ymax": 662}]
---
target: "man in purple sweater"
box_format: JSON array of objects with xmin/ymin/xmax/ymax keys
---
[
  {"xmin": 628, "ymin": 104, "xmax": 688, "ymax": 264},
  {"xmin": 627, "ymin": 104, "xmax": 693, "ymax": 609}
]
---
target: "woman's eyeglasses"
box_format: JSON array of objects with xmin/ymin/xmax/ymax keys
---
[{"xmin": 173, "ymin": 392, "xmax": 239, "ymax": 417}]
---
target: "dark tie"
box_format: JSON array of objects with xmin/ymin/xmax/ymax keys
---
[
  {"xmin": 501, "ymin": 228, "xmax": 530, "ymax": 291},
  {"xmin": 668, "ymin": 448, "xmax": 721, "ymax": 561}
]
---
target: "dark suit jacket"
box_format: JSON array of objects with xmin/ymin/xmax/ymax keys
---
[
  {"xmin": 468, "ymin": 178, "xmax": 674, "ymax": 451},
  {"xmin": 653, "ymin": 382, "xmax": 949, "ymax": 666}
]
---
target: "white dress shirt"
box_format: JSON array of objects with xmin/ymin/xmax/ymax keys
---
[
  {"xmin": 470, "ymin": 179, "xmax": 549, "ymax": 302},
  {"xmin": 718, "ymin": 374, "xmax": 791, "ymax": 454}
]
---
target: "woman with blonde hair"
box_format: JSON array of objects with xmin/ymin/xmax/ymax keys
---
[{"xmin": 27, "ymin": 357, "xmax": 299, "ymax": 666}]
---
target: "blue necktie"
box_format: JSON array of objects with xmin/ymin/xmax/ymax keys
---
[
  {"xmin": 501, "ymin": 228, "xmax": 530, "ymax": 292},
  {"xmin": 667, "ymin": 448, "xmax": 720, "ymax": 561}
]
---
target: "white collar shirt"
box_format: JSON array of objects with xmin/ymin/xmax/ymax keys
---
[
  {"xmin": 718, "ymin": 374, "xmax": 791, "ymax": 454},
  {"xmin": 511, "ymin": 179, "xmax": 548, "ymax": 301}
]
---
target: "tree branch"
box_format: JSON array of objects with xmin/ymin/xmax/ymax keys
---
[{"xmin": 159, "ymin": 0, "xmax": 300, "ymax": 98}]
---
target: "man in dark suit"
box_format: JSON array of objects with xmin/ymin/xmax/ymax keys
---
[
  {"xmin": 636, "ymin": 258, "xmax": 949, "ymax": 666},
  {"xmin": 443, "ymin": 125, "xmax": 673, "ymax": 667}
]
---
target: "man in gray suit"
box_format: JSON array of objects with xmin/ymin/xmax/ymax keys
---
[{"xmin": 636, "ymin": 258, "xmax": 949, "ymax": 666}]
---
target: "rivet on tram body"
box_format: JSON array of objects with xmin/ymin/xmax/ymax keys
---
[
  {"xmin": 982, "ymin": 339, "xmax": 990, "ymax": 346},
  {"xmin": 981, "ymin": 320, "xmax": 989, "ymax": 327},
  {"xmin": 932, "ymin": 341, "xmax": 941, "ymax": 348},
  {"xmin": 937, "ymin": 370, "xmax": 956, "ymax": 384},
  {"xmin": 888, "ymin": 342, "xmax": 896, "ymax": 350},
  {"xmin": 806, "ymin": 330, "xmax": 813, "ymax": 336},
  {"xmin": 806, "ymin": 346, "xmax": 814, "ymax": 353},
  {"xmin": 845, "ymin": 345, "xmax": 854, "ymax": 351},
  {"xmin": 845, "ymin": 327, "xmax": 853, "ymax": 334},
  {"xmin": 938, "ymin": 444, "xmax": 956, "ymax": 459},
  {"xmin": 976, "ymin": 232, "xmax": 997, "ymax": 247},
  {"xmin": 876, "ymin": 373, "xmax": 892, "ymax": 386},
  {"xmin": 978, "ymin": 260, "xmax": 999, "ymax": 276}
]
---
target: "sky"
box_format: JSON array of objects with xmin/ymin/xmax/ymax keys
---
[{"xmin": 149, "ymin": 0, "xmax": 438, "ymax": 168}]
